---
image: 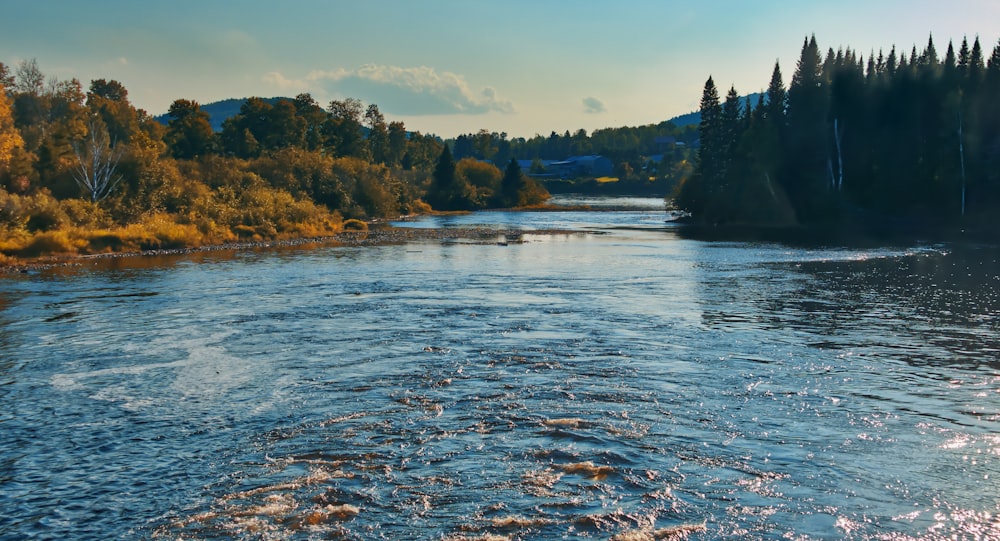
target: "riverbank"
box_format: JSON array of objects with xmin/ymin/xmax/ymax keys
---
[
  {"xmin": 0, "ymin": 225, "xmax": 586, "ymax": 275},
  {"xmin": 674, "ymin": 214, "xmax": 1000, "ymax": 247}
]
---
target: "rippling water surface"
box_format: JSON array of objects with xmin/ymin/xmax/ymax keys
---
[{"xmin": 1, "ymin": 199, "xmax": 998, "ymax": 540}]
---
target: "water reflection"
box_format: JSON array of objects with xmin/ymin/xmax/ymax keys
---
[{"xmin": 0, "ymin": 210, "xmax": 998, "ymax": 540}]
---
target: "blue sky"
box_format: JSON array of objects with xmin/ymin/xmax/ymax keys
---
[{"xmin": 2, "ymin": 1, "xmax": 997, "ymax": 138}]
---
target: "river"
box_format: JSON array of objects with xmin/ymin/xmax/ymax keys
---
[{"xmin": 0, "ymin": 197, "xmax": 997, "ymax": 540}]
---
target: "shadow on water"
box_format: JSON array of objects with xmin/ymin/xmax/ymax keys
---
[{"xmin": 0, "ymin": 207, "xmax": 998, "ymax": 540}]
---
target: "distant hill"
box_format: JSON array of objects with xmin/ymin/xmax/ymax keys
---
[
  {"xmin": 155, "ymin": 97, "xmax": 288, "ymax": 132},
  {"xmin": 156, "ymin": 92, "xmax": 763, "ymax": 134},
  {"xmin": 665, "ymin": 92, "xmax": 763, "ymax": 128}
]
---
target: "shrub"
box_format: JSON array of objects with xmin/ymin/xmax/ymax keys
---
[
  {"xmin": 13, "ymin": 230, "xmax": 84, "ymax": 257},
  {"xmin": 343, "ymin": 218, "xmax": 368, "ymax": 231},
  {"xmin": 60, "ymin": 198, "xmax": 112, "ymax": 229}
]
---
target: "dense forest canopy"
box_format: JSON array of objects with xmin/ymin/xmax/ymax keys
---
[{"xmin": 676, "ymin": 34, "xmax": 1000, "ymax": 233}]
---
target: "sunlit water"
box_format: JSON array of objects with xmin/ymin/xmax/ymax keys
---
[{"xmin": 1, "ymin": 198, "xmax": 998, "ymax": 540}]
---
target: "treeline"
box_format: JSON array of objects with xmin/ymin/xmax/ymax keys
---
[
  {"xmin": 449, "ymin": 123, "xmax": 697, "ymax": 184},
  {"xmin": 677, "ymin": 35, "xmax": 1000, "ymax": 232},
  {"xmin": 0, "ymin": 60, "xmax": 547, "ymax": 260}
]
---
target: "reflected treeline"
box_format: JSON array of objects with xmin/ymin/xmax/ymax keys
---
[{"xmin": 695, "ymin": 244, "xmax": 1000, "ymax": 370}]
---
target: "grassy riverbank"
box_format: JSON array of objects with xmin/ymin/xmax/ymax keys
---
[{"xmin": 0, "ymin": 223, "xmax": 584, "ymax": 274}]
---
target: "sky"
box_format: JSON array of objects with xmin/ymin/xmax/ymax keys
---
[{"xmin": 1, "ymin": 1, "xmax": 998, "ymax": 139}]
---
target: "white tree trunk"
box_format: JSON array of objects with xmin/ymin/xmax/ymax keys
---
[{"xmin": 72, "ymin": 120, "xmax": 123, "ymax": 202}]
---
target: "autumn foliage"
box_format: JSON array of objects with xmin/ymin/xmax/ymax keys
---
[{"xmin": 0, "ymin": 59, "xmax": 549, "ymax": 262}]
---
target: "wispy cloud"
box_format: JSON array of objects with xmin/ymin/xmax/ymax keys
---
[
  {"xmin": 582, "ymin": 97, "xmax": 606, "ymax": 114},
  {"xmin": 263, "ymin": 64, "xmax": 515, "ymax": 116},
  {"xmin": 262, "ymin": 71, "xmax": 305, "ymax": 90}
]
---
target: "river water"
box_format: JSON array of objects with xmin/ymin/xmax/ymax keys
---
[{"xmin": 1, "ymin": 198, "xmax": 998, "ymax": 540}]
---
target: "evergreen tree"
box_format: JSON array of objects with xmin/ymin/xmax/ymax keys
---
[
  {"xmin": 721, "ymin": 85, "xmax": 742, "ymax": 179},
  {"xmin": 426, "ymin": 144, "xmax": 471, "ymax": 210},
  {"xmin": 765, "ymin": 63, "xmax": 786, "ymax": 122},
  {"xmin": 676, "ymin": 77, "xmax": 722, "ymax": 215},
  {"xmin": 498, "ymin": 157, "xmax": 526, "ymax": 207},
  {"xmin": 697, "ymin": 76, "xmax": 723, "ymax": 190},
  {"xmin": 923, "ymin": 34, "xmax": 939, "ymax": 66},
  {"xmin": 784, "ymin": 35, "xmax": 832, "ymax": 219}
]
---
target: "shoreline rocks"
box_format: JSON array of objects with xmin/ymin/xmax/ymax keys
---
[{"xmin": 0, "ymin": 226, "xmax": 587, "ymax": 275}]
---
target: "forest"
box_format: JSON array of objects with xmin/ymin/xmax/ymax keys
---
[
  {"xmin": 676, "ymin": 35, "xmax": 1000, "ymax": 235},
  {"xmin": 0, "ymin": 57, "xmax": 702, "ymax": 263},
  {"xmin": 5, "ymin": 33, "xmax": 994, "ymax": 263},
  {"xmin": 0, "ymin": 62, "xmax": 554, "ymax": 262}
]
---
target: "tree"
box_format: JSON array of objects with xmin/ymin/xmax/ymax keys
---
[
  {"xmin": 402, "ymin": 131, "xmax": 443, "ymax": 171},
  {"xmin": 293, "ymin": 93, "xmax": 329, "ymax": 151},
  {"xmin": 426, "ymin": 144, "xmax": 472, "ymax": 210},
  {"xmin": 365, "ymin": 103, "xmax": 388, "ymax": 164},
  {"xmin": 0, "ymin": 83, "xmax": 24, "ymax": 172},
  {"xmin": 88, "ymin": 79, "xmax": 128, "ymax": 102},
  {"xmin": 326, "ymin": 98, "xmax": 366, "ymax": 158},
  {"xmin": 13, "ymin": 59, "xmax": 44, "ymax": 96},
  {"xmin": 697, "ymin": 76, "xmax": 723, "ymax": 190},
  {"xmin": 498, "ymin": 157, "xmax": 526, "ymax": 207},
  {"xmin": 386, "ymin": 121, "xmax": 407, "ymax": 167},
  {"xmin": 471, "ymin": 129, "xmax": 498, "ymax": 162},
  {"xmin": 765, "ymin": 62, "xmax": 786, "ymax": 123},
  {"xmin": 783, "ymin": 35, "xmax": 832, "ymax": 218},
  {"xmin": 72, "ymin": 118, "xmax": 124, "ymax": 202},
  {"xmin": 721, "ymin": 85, "xmax": 742, "ymax": 174},
  {"xmin": 265, "ymin": 99, "xmax": 306, "ymax": 150},
  {"xmin": 675, "ymin": 76, "xmax": 723, "ymax": 215},
  {"xmin": 456, "ymin": 157, "xmax": 501, "ymax": 206},
  {"xmin": 165, "ymin": 99, "xmax": 215, "ymax": 159},
  {"xmin": 86, "ymin": 79, "xmax": 139, "ymax": 144},
  {"xmin": 0, "ymin": 63, "xmax": 13, "ymax": 90}
]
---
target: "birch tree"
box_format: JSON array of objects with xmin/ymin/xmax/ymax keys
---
[{"xmin": 72, "ymin": 119, "xmax": 123, "ymax": 202}]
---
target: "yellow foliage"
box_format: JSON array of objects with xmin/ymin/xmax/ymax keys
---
[
  {"xmin": 343, "ymin": 218, "xmax": 368, "ymax": 231},
  {"xmin": 9, "ymin": 230, "xmax": 87, "ymax": 257},
  {"xmin": 0, "ymin": 86, "xmax": 24, "ymax": 171},
  {"xmin": 124, "ymin": 214, "xmax": 206, "ymax": 250}
]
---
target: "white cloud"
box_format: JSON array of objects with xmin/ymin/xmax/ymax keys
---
[
  {"xmin": 582, "ymin": 96, "xmax": 606, "ymax": 114},
  {"xmin": 262, "ymin": 71, "xmax": 307, "ymax": 90},
  {"xmin": 301, "ymin": 64, "xmax": 515, "ymax": 116}
]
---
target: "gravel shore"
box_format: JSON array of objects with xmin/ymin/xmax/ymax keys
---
[{"xmin": 0, "ymin": 226, "xmax": 588, "ymax": 274}]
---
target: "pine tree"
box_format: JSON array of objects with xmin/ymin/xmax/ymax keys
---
[
  {"xmin": 721, "ymin": 86, "xmax": 742, "ymax": 177},
  {"xmin": 499, "ymin": 157, "xmax": 526, "ymax": 208},
  {"xmin": 765, "ymin": 62, "xmax": 786, "ymax": 123},
  {"xmin": 923, "ymin": 34, "xmax": 939, "ymax": 66},
  {"xmin": 784, "ymin": 35, "xmax": 832, "ymax": 218},
  {"xmin": 426, "ymin": 144, "xmax": 472, "ymax": 210},
  {"xmin": 697, "ymin": 76, "xmax": 723, "ymax": 193}
]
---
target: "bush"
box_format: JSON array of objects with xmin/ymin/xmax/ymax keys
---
[
  {"xmin": 343, "ymin": 218, "xmax": 368, "ymax": 231},
  {"xmin": 60, "ymin": 198, "xmax": 112, "ymax": 229},
  {"xmin": 12, "ymin": 230, "xmax": 84, "ymax": 257}
]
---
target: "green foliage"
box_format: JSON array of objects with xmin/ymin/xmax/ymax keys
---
[
  {"xmin": 498, "ymin": 158, "xmax": 525, "ymax": 208},
  {"xmin": 165, "ymin": 99, "xmax": 215, "ymax": 159},
  {"xmin": 426, "ymin": 145, "xmax": 474, "ymax": 211}
]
